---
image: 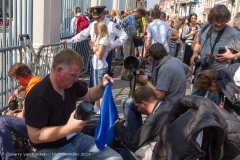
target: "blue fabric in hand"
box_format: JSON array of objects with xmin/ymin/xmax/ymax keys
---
[{"xmin": 95, "ymin": 80, "xmax": 119, "ymax": 150}]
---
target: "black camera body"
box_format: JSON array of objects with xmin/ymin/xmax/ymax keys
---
[
  {"xmin": 192, "ymin": 54, "xmax": 215, "ymax": 84},
  {"xmin": 74, "ymin": 101, "xmax": 95, "ymax": 121},
  {"xmin": 139, "ymin": 70, "xmax": 153, "ymax": 80}
]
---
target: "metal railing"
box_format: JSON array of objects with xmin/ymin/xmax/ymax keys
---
[
  {"xmin": 37, "ymin": 38, "xmax": 91, "ymax": 77},
  {"xmin": 0, "ymin": 0, "xmax": 33, "ymax": 48},
  {"xmin": 0, "ymin": 38, "xmax": 91, "ymax": 110},
  {"xmin": 0, "ymin": 46, "xmax": 23, "ymax": 107}
]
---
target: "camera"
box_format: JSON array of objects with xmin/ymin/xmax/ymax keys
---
[
  {"xmin": 139, "ymin": 70, "xmax": 153, "ymax": 80},
  {"xmin": 231, "ymin": 93, "xmax": 240, "ymax": 106},
  {"xmin": 192, "ymin": 54, "xmax": 215, "ymax": 84},
  {"xmin": 9, "ymin": 99, "xmax": 18, "ymax": 110},
  {"xmin": 74, "ymin": 101, "xmax": 95, "ymax": 121}
]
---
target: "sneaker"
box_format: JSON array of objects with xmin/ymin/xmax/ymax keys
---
[{"xmin": 121, "ymin": 75, "xmax": 130, "ymax": 81}]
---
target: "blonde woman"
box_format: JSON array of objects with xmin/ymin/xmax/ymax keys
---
[{"xmin": 89, "ymin": 21, "xmax": 112, "ymax": 112}]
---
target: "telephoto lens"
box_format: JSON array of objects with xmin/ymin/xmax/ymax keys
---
[
  {"xmin": 74, "ymin": 101, "xmax": 95, "ymax": 120},
  {"xmin": 9, "ymin": 99, "xmax": 18, "ymax": 110}
]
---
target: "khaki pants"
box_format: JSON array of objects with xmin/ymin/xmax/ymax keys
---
[{"xmin": 121, "ymin": 39, "xmax": 135, "ymax": 75}]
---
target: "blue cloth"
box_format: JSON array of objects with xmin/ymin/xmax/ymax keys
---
[{"xmin": 95, "ymin": 80, "xmax": 119, "ymax": 150}]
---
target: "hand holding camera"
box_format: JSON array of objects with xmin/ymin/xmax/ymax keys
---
[{"xmin": 215, "ymin": 46, "xmax": 238, "ymax": 62}]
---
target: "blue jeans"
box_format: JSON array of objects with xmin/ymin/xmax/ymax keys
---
[
  {"xmin": 37, "ymin": 132, "xmax": 122, "ymax": 160},
  {"xmin": 122, "ymin": 98, "xmax": 143, "ymax": 132},
  {"xmin": 191, "ymin": 85, "xmax": 220, "ymax": 105},
  {"xmin": 120, "ymin": 148, "xmax": 136, "ymax": 160},
  {"xmin": 89, "ymin": 52, "xmax": 94, "ymax": 88},
  {"xmin": 0, "ymin": 116, "xmax": 28, "ymax": 160},
  {"xmin": 93, "ymin": 67, "xmax": 108, "ymax": 87}
]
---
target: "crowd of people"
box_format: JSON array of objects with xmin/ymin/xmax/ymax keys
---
[{"xmin": 1, "ymin": 4, "xmax": 240, "ymax": 160}]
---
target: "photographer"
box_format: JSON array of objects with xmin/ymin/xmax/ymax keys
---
[
  {"xmin": 0, "ymin": 62, "xmax": 42, "ymax": 160},
  {"xmin": 190, "ymin": 4, "xmax": 238, "ymax": 104},
  {"xmin": 115, "ymin": 85, "xmax": 172, "ymax": 160},
  {"xmin": 122, "ymin": 43, "xmax": 192, "ymax": 132},
  {"xmin": 194, "ymin": 63, "xmax": 240, "ymax": 116}
]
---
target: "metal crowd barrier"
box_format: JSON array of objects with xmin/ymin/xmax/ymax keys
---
[
  {"xmin": 0, "ymin": 46, "xmax": 23, "ymax": 108},
  {"xmin": 37, "ymin": 38, "xmax": 91, "ymax": 77}
]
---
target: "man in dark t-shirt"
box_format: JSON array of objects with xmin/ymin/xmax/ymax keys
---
[{"xmin": 25, "ymin": 49, "xmax": 122, "ymax": 160}]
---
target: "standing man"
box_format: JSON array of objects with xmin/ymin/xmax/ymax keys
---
[
  {"xmin": 63, "ymin": 6, "xmax": 127, "ymax": 85},
  {"xmin": 24, "ymin": 49, "xmax": 122, "ymax": 159},
  {"xmin": 70, "ymin": 6, "xmax": 81, "ymax": 36},
  {"xmin": 190, "ymin": 4, "xmax": 238, "ymax": 104},
  {"xmin": 120, "ymin": 8, "xmax": 146, "ymax": 80},
  {"xmin": 146, "ymin": 8, "xmax": 171, "ymax": 53}
]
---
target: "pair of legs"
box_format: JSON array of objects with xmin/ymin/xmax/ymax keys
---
[
  {"xmin": 36, "ymin": 132, "xmax": 122, "ymax": 160},
  {"xmin": 120, "ymin": 98, "xmax": 143, "ymax": 160},
  {"xmin": 0, "ymin": 116, "xmax": 28, "ymax": 160},
  {"xmin": 89, "ymin": 49, "xmax": 114, "ymax": 88},
  {"xmin": 93, "ymin": 67, "xmax": 108, "ymax": 110},
  {"xmin": 183, "ymin": 43, "xmax": 193, "ymax": 66}
]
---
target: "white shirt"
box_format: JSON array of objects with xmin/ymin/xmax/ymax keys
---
[
  {"xmin": 67, "ymin": 17, "xmax": 128, "ymax": 49},
  {"xmin": 147, "ymin": 19, "xmax": 171, "ymax": 52},
  {"xmin": 92, "ymin": 37, "xmax": 109, "ymax": 70}
]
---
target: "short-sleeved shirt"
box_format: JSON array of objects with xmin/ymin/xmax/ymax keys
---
[
  {"xmin": 25, "ymin": 75, "xmax": 88, "ymax": 150},
  {"xmin": 155, "ymin": 55, "xmax": 189, "ymax": 105},
  {"xmin": 146, "ymin": 19, "xmax": 171, "ymax": 52},
  {"xmin": 92, "ymin": 37, "xmax": 109, "ymax": 70},
  {"xmin": 136, "ymin": 17, "xmax": 147, "ymax": 35},
  {"xmin": 197, "ymin": 23, "xmax": 238, "ymax": 70},
  {"xmin": 182, "ymin": 23, "xmax": 200, "ymax": 45},
  {"xmin": 122, "ymin": 14, "xmax": 137, "ymax": 37}
]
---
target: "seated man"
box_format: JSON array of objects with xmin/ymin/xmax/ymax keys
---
[
  {"xmin": 194, "ymin": 63, "xmax": 240, "ymax": 116},
  {"xmin": 122, "ymin": 43, "xmax": 192, "ymax": 132},
  {"xmin": 114, "ymin": 85, "xmax": 172, "ymax": 160},
  {"xmin": 24, "ymin": 49, "xmax": 122, "ymax": 159},
  {"xmin": 0, "ymin": 62, "xmax": 42, "ymax": 160}
]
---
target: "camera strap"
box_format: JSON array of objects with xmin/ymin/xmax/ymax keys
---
[{"xmin": 206, "ymin": 25, "xmax": 226, "ymax": 55}]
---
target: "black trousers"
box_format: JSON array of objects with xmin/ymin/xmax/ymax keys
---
[{"xmin": 183, "ymin": 43, "xmax": 193, "ymax": 66}]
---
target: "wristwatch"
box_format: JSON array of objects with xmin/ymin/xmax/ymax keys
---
[{"xmin": 234, "ymin": 54, "xmax": 239, "ymax": 61}]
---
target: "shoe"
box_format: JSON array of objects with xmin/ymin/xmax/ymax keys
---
[{"xmin": 121, "ymin": 75, "xmax": 130, "ymax": 81}]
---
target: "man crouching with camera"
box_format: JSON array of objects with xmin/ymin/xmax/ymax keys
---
[
  {"xmin": 121, "ymin": 43, "xmax": 192, "ymax": 138},
  {"xmin": 194, "ymin": 63, "xmax": 240, "ymax": 117}
]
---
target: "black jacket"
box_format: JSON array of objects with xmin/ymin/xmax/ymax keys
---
[
  {"xmin": 152, "ymin": 95, "xmax": 240, "ymax": 160},
  {"xmin": 216, "ymin": 63, "xmax": 240, "ymax": 115},
  {"xmin": 115, "ymin": 102, "xmax": 172, "ymax": 152}
]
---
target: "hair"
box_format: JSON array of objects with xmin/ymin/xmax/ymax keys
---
[
  {"xmin": 73, "ymin": 6, "xmax": 81, "ymax": 14},
  {"xmin": 52, "ymin": 49, "xmax": 83, "ymax": 70},
  {"xmin": 94, "ymin": 21, "xmax": 112, "ymax": 51},
  {"xmin": 168, "ymin": 20, "xmax": 175, "ymax": 28},
  {"xmin": 150, "ymin": 8, "xmax": 160, "ymax": 19},
  {"xmin": 160, "ymin": 11, "xmax": 166, "ymax": 19},
  {"xmin": 86, "ymin": 7, "xmax": 92, "ymax": 14},
  {"xmin": 133, "ymin": 85, "xmax": 158, "ymax": 104},
  {"xmin": 121, "ymin": 11, "xmax": 125, "ymax": 16},
  {"xmin": 135, "ymin": 8, "xmax": 146, "ymax": 16},
  {"xmin": 208, "ymin": 4, "xmax": 231, "ymax": 23},
  {"xmin": 194, "ymin": 69, "xmax": 219, "ymax": 90},
  {"xmin": 148, "ymin": 43, "xmax": 168, "ymax": 60},
  {"xmin": 109, "ymin": 9, "xmax": 117, "ymax": 17},
  {"xmin": 122, "ymin": 12, "xmax": 128, "ymax": 20},
  {"xmin": 233, "ymin": 12, "xmax": 240, "ymax": 26},
  {"xmin": 8, "ymin": 62, "xmax": 32, "ymax": 79},
  {"xmin": 188, "ymin": 13, "xmax": 197, "ymax": 22}
]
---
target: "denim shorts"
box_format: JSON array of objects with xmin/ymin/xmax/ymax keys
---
[{"xmin": 93, "ymin": 67, "xmax": 108, "ymax": 87}]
